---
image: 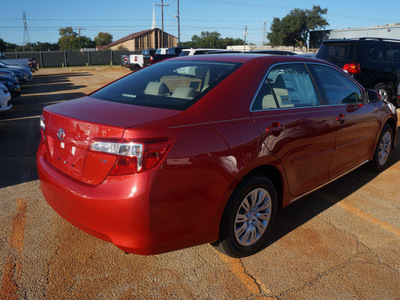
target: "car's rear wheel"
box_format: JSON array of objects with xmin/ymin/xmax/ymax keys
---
[
  {"xmin": 212, "ymin": 174, "xmax": 277, "ymax": 258},
  {"xmin": 374, "ymin": 83, "xmax": 391, "ymax": 102},
  {"xmin": 370, "ymin": 124, "xmax": 393, "ymax": 172},
  {"xmin": 129, "ymin": 64, "xmax": 141, "ymax": 72}
]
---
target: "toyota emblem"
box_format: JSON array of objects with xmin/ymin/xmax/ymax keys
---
[{"xmin": 57, "ymin": 128, "xmax": 66, "ymax": 141}]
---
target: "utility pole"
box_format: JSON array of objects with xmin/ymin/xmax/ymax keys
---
[
  {"xmin": 263, "ymin": 21, "xmax": 266, "ymax": 45},
  {"xmin": 22, "ymin": 12, "xmax": 32, "ymax": 52},
  {"xmin": 243, "ymin": 26, "xmax": 248, "ymax": 52},
  {"xmin": 174, "ymin": 0, "xmax": 180, "ymax": 46},
  {"xmin": 76, "ymin": 27, "xmax": 85, "ymax": 49},
  {"xmin": 155, "ymin": 0, "xmax": 169, "ymax": 48}
]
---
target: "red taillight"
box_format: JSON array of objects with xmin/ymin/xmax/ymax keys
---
[
  {"xmin": 28, "ymin": 59, "xmax": 32, "ymax": 66},
  {"xmin": 150, "ymin": 56, "xmax": 154, "ymax": 63},
  {"xmin": 142, "ymin": 139, "xmax": 171, "ymax": 171},
  {"xmin": 90, "ymin": 138, "xmax": 171, "ymax": 176},
  {"xmin": 343, "ymin": 63, "xmax": 361, "ymax": 74},
  {"xmin": 111, "ymin": 156, "xmax": 139, "ymax": 176},
  {"xmin": 124, "ymin": 56, "xmax": 127, "ymax": 62}
]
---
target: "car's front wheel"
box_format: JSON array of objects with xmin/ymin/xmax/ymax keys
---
[{"xmin": 212, "ymin": 174, "xmax": 277, "ymax": 258}]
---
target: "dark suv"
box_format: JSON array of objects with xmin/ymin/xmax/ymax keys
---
[{"xmin": 317, "ymin": 38, "xmax": 400, "ymax": 106}]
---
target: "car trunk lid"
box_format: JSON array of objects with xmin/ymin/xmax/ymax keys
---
[{"xmin": 42, "ymin": 97, "xmax": 180, "ymax": 185}]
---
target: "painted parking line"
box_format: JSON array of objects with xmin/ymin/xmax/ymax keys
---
[
  {"xmin": 0, "ymin": 115, "xmax": 41, "ymax": 122},
  {"xmin": 0, "ymin": 199, "xmax": 27, "ymax": 299},
  {"xmin": 212, "ymin": 248, "xmax": 277, "ymax": 299},
  {"xmin": 335, "ymin": 200, "xmax": 400, "ymax": 238}
]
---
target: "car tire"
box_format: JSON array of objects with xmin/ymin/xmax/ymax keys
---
[
  {"xmin": 374, "ymin": 83, "xmax": 392, "ymax": 103},
  {"xmin": 369, "ymin": 124, "xmax": 393, "ymax": 172},
  {"xmin": 212, "ymin": 174, "xmax": 278, "ymax": 258},
  {"xmin": 129, "ymin": 64, "xmax": 141, "ymax": 72}
]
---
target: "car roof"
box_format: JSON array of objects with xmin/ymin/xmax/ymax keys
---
[
  {"xmin": 323, "ymin": 38, "xmax": 400, "ymax": 44},
  {"xmin": 168, "ymin": 53, "xmax": 325, "ymax": 64}
]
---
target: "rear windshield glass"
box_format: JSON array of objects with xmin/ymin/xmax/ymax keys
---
[
  {"xmin": 92, "ymin": 60, "xmax": 242, "ymax": 110},
  {"xmin": 317, "ymin": 43, "xmax": 355, "ymax": 60}
]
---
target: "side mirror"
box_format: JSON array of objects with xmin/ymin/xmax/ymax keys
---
[{"xmin": 367, "ymin": 89, "xmax": 381, "ymax": 103}]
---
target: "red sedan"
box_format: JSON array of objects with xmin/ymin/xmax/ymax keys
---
[{"xmin": 37, "ymin": 54, "xmax": 397, "ymax": 257}]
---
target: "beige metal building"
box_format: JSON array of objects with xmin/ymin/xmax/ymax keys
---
[{"xmin": 100, "ymin": 28, "xmax": 177, "ymax": 51}]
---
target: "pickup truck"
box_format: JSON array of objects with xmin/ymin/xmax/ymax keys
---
[
  {"xmin": 0, "ymin": 52, "xmax": 37, "ymax": 71},
  {"xmin": 144, "ymin": 47, "xmax": 187, "ymax": 65},
  {"xmin": 121, "ymin": 49, "xmax": 156, "ymax": 71}
]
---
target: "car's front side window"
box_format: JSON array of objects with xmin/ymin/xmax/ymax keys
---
[
  {"xmin": 311, "ymin": 65, "xmax": 364, "ymax": 105},
  {"xmin": 252, "ymin": 63, "xmax": 320, "ymax": 110}
]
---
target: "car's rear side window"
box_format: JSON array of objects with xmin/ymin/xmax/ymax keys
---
[
  {"xmin": 388, "ymin": 43, "xmax": 400, "ymax": 63},
  {"xmin": 92, "ymin": 60, "xmax": 242, "ymax": 110},
  {"xmin": 317, "ymin": 43, "xmax": 355, "ymax": 60},
  {"xmin": 252, "ymin": 63, "xmax": 320, "ymax": 110},
  {"xmin": 367, "ymin": 43, "xmax": 389, "ymax": 62}
]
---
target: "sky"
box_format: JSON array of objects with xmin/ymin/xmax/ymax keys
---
[{"xmin": 0, "ymin": 0, "xmax": 399, "ymax": 46}]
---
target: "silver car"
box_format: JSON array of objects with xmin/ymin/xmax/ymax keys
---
[{"xmin": 0, "ymin": 83, "xmax": 12, "ymax": 111}]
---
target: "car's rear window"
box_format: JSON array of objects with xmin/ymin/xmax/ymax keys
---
[
  {"xmin": 317, "ymin": 42, "xmax": 355, "ymax": 60},
  {"xmin": 92, "ymin": 60, "xmax": 242, "ymax": 110}
]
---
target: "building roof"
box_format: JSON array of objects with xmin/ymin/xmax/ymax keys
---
[
  {"xmin": 100, "ymin": 28, "xmax": 177, "ymax": 50},
  {"xmin": 105, "ymin": 29, "xmax": 155, "ymax": 49}
]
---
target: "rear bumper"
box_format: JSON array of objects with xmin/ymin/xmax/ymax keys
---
[{"xmin": 37, "ymin": 144, "xmax": 223, "ymax": 255}]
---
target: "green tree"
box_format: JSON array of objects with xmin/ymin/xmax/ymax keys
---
[
  {"xmin": 58, "ymin": 27, "xmax": 80, "ymax": 50},
  {"xmin": 267, "ymin": 6, "xmax": 328, "ymax": 48},
  {"xmin": 181, "ymin": 31, "xmax": 244, "ymax": 49},
  {"xmin": 58, "ymin": 27, "xmax": 95, "ymax": 50},
  {"xmin": 94, "ymin": 32, "xmax": 113, "ymax": 46},
  {"xmin": 79, "ymin": 36, "xmax": 96, "ymax": 49},
  {"xmin": 0, "ymin": 38, "xmax": 6, "ymax": 52}
]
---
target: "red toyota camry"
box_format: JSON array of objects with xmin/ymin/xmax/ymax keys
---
[{"xmin": 37, "ymin": 54, "xmax": 397, "ymax": 257}]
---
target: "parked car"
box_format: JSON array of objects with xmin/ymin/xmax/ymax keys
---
[
  {"xmin": 0, "ymin": 75, "xmax": 20, "ymax": 97},
  {"xmin": 0, "ymin": 52, "xmax": 37, "ymax": 71},
  {"xmin": 0, "ymin": 62, "xmax": 33, "ymax": 82},
  {"xmin": 121, "ymin": 49, "xmax": 156, "ymax": 71},
  {"xmin": 179, "ymin": 48, "xmax": 227, "ymax": 56},
  {"xmin": 249, "ymin": 50, "xmax": 297, "ymax": 55},
  {"xmin": 316, "ymin": 37, "xmax": 400, "ymax": 106},
  {"xmin": 155, "ymin": 48, "xmax": 168, "ymax": 55},
  {"xmin": 0, "ymin": 69, "xmax": 19, "ymax": 82},
  {"xmin": 0, "ymin": 83, "xmax": 12, "ymax": 111},
  {"xmin": 145, "ymin": 47, "xmax": 187, "ymax": 65},
  {"xmin": 0, "ymin": 68, "xmax": 28, "ymax": 84},
  {"xmin": 37, "ymin": 54, "xmax": 397, "ymax": 258}
]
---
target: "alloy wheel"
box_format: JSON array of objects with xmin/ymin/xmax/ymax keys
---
[
  {"xmin": 234, "ymin": 188, "xmax": 272, "ymax": 246},
  {"xmin": 378, "ymin": 131, "xmax": 391, "ymax": 166}
]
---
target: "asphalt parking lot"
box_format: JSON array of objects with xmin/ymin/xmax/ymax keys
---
[{"xmin": 1, "ymin": 67, "xmax": 400, "ymax": 299}]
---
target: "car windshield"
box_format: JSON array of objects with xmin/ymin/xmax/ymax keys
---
[
  {"xmin": 92, "ymin": 60, "xmax": 243, "ymax": 110},
  {"xmin": 317, "ymin": 42, "xmax": 355, "ymax": 60}
]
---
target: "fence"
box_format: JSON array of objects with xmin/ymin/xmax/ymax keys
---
[{"xmin": 3, "ymin": 50, "xmax": 141, "ymax": 68}]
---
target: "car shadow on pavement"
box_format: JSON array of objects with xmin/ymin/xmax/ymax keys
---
[
  {"xmin": 0, "ymin": 92, "xmax": 87, "ymax": 188},
  {"xmin": 260, "ymin": 129, "xmax": 400, "ymax": 253}
]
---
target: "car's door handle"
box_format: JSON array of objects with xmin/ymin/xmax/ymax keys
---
[
  {"xmin": 266, "ymin": 122, "xmax": 286, "ymax": 135},
  {"xmin": 335, "ymin": 113, "xmax": 347, "ymax": 123}
]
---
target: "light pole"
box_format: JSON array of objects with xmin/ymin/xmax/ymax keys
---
[
  {"xmin": 243, "ymin": 26, "xmax": 248, "ymax": 52},
  {"xmin": 174, "ymin": 0, "xmax": 180, "ymax": 46}
]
